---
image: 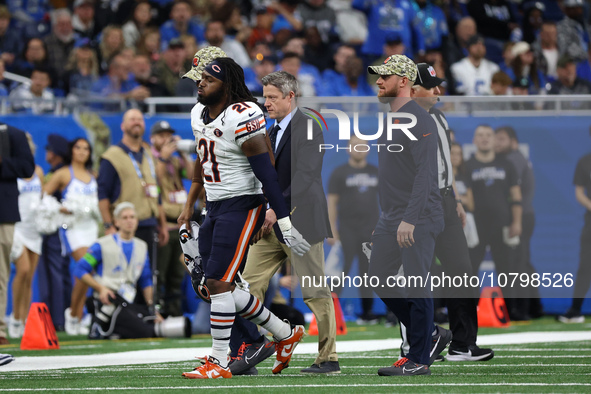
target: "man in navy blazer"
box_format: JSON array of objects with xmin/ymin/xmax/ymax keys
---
[
  {"xmin": 228, "ymin": 71, "xmax": 339, "ymax": 376},
  {"xmin": 0, "ymin": 123, "xmax": 35, "ymax": 344}
]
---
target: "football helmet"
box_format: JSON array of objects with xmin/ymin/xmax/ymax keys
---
[{"xmin": 179, "ymin": 222, "xmax": 211, "ymax": 303}]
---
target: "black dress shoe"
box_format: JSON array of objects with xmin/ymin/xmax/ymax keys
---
[{"xmin": 300, "ymin": 361, "xmax": 341, "ymax": 374}]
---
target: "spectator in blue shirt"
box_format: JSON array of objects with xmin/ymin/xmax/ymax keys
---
[
  {"xmin": 7, "ymin": 0, "xmax": 50, "ymax": 23},
  {"xmin": 280, "ymin": 52, "xmax": 321, "ymax": 96},
  {"xmin": 320, "ymin": 55, "xmax": 373, "ymax": 96},
  {"xmin": 245, "ymin": 55, "xmax": 277, "ymax": 96},
  {"xmin": 352, "ymin": 0, "xmax": 425, "ymax": 59},
  {"xmin": 281, "ymin": 36, "xmax": 322, "ymax": 83},
  {"xmin": 64, "ymin": 38, "xmax": 99, "ymax": 97},
  {"xmin": 414, "ymin": 0, "xmax": 449, "ymax": 51},
  {"xmin": 322, "ymin": 45, "xmax": 356, "ymax": 88},
  {"xmin": 504, "ymin": 41, "xmax": 547, "ymax": 94},
  {"xmin": 0, "ymin": 6, "xmax": 24, "ymax": 69},
  {"xmin": 270, "ymin": 0, "xmax": 303, "ymax": 35},
  {"xmin": 90, "ymin": 54, "xmax": 150, "ymax": 106},
  {"xmin": 160, "ymin": 0, "xmax": 204, "ymax": 51}
]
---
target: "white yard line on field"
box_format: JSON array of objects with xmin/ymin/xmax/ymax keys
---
[{"xmin": 2, "ymin": 330, "xmax": 591, "ymax": 372}]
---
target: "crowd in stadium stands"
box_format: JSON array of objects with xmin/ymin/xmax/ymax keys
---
[{"xmin": 0, "ymin": 0, "xmax": 589, "ymax": 110}]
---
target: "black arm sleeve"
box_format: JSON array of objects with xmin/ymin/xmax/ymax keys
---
[{"xmin": 248, "ymin": 152, "xmax": 290, "ymax": 219}]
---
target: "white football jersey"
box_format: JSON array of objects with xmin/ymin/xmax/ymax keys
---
[
  {"xmin": 191, "ymin": 101, "xmax": 267, "ymax": 201},
  {"xmin": 450, "ymin": 58, "xmax": 500, "ymax": 96}
]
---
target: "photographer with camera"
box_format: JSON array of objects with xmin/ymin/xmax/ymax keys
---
[
  {"xmin": 74, "ymin": 202, "xmax": 190, "ymax": 339},
  {"xmin": 150, "ymin": 120, "xmax": 194, "ymax": 317}
]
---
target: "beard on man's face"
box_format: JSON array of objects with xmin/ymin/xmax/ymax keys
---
[
  {"xmin": 125, "ymin": 124, "xmax": 144, "ymax": 139},
  {"xmin": 378, "ymin": 85, "xmax": 399, "ymax": 103},
  {"xmin": 198, "ymin": 85, "xmax": 225, "ymax": 106}
]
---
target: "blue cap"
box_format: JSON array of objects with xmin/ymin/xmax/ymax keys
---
[
  {"xmin": 74, "ymin": 37, "xmax": 92, "ymax": 49},
  {"xmin": 45, "ymin": 134, "xmax": 69, "ymax": 158}
]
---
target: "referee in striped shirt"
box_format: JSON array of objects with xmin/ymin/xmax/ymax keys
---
[{"xmin": 407, "ymin": 63, "xmax": 494, "ymax": 361}]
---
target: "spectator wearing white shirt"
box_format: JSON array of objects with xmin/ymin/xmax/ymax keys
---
[
  {"xmin": 9, "ymin": 67, "xmax": 55, "ymax": 114},
  {"xmin": 451, "ymin": 34, "xmax": 500, "ymax": 95},
  {"xmin": 533, "ymin": 21, "xmax": 559, "ymax": 81}
]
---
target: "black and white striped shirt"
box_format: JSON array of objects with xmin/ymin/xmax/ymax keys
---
[{"xmin": 430, "ymin": 108, "xmax": 453, "ymax": 189}]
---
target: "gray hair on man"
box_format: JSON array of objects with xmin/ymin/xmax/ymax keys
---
[
  {"xmin": 51, "ymin": 8, "xmax": 72, "ymax": 26},
  {"xmin": 113, "ymin": 201, "xmax": 136, "ymax": 218},
  {"xmin": 261, "ymin": 71, "xmax": 299, "ymax": 97}
]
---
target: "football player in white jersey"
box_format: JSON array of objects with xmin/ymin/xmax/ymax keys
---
[{"xmin": 178, "ymin": 57, "xmax": 310, "ymax": 379}]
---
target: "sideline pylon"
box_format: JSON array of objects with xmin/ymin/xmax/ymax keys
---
[
  {"xmin": 308, "ymin": 293, "xmax": 347, "ymax": 335},
  {"xmin": 478, "ymin": 287, "xmax": 510, "ymax": 328},
  {"xmin": 20, "ymin": 303, "xmax": 60, "ymax": 350}
]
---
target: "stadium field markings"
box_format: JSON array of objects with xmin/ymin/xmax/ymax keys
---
[{"xmin": 3, "ymin": 331, "xmax": 591, "ymax": 372}]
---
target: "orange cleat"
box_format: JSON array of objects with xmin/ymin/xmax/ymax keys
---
[
  {"xmin": 272, "ymin": 325, "xmax": 306, "ymax": 374},
  {"xmin": 182, "ymin": 356, "xmax": 232, "ymax": 379}
]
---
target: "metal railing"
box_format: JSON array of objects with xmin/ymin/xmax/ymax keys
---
[{"xmin": 0, "ymin": 95, "xmax": 589, "ymax": 117}]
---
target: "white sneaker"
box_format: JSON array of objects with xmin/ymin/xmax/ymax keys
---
[
  {"xmin": 8, "ymin": 316, "xmax": 24, "ymax": 338},
  {"xmin": 79, "ymin": 313, "xmax": 91, "ymax": 335},
  {"xmin": 78, "ymin": 324, "xmax": 90, "ymax": 336},
  {"xmin": 64, "ymin": 308, "xmax": 80, "ymax": 335}
]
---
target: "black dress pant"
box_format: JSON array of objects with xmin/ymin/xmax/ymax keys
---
[
  {"xmin": 435, "ymin": 193, "xmax": 478, "ymax": 348},
  {"xmin": 572, "ymin": 218, "xmax": 591, "ymax": 312}
]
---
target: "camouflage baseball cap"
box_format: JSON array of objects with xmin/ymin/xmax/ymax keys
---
[
  {"xmin": 367, "ymin": 54, "xmax": 418, "ymax": 82},
  {"xmin": 182, "ymin": 46, "xmax": 227, "ymax": 82}
]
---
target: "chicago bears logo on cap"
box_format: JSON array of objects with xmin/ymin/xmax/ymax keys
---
[
  {"xmin": 193, "ymin": 56, "xmax": 200, "ymax": 67},
  {"xmin": 384, "ymin": 56, "xmax": 392, "ymax": 64},
  {"xmin": 214, "ymin": 128, "xmax": 223, "ymax": 137}
]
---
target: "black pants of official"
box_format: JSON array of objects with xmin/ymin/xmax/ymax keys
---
[
  {"xmin": 513, "ymin": 212, "xmax": 543, "ymax": 316},
  {"xmin": 435, "ymin": 193, "xmax": 478, "ymax": 349},
  {"xmin": 334, "ymin": 224, "xmax": 374, "ymax": 316},
  {"xmin": 469, "ymin": 215, "xmax": 518, "ymax": 312},
  {"xmin": 571, "ymin": 218, "xmax": 591, "ymax": 312}
]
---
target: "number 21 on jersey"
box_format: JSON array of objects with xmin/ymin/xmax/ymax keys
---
[{"xmin": 198, "ymin": 139, "xmax": 221, "ymax": 183}]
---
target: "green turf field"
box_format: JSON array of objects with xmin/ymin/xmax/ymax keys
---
[{"xmin": 1, "ymin": 317, "xmax": 590, "ymax": 393}]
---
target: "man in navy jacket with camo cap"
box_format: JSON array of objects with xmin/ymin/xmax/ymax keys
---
[{"xmin": 366, "ymin": 55, "xmax": 446, "ymax": 376}]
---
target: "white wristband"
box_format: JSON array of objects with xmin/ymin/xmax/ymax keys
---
[{"xmin": 277, "ymin": 217, "xmax": 292, "ymax": 233}]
